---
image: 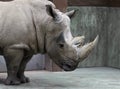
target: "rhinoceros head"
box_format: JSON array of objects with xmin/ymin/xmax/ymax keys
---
[{"xmin": 45, "ymin": 5, "xmax": 99, "ymax": 71}]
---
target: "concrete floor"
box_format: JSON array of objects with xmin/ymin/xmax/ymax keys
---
[{"xmin": 0, "ymin": 67, "xmax": 120, "ymax": 89}]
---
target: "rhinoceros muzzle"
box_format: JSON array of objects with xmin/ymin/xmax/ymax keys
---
[
  {"xmin": 62, "ymin": 64, "xmax": 76, "ymax": 71},
  {"xmin": 61, "ymin": 60, "xmax": 78, "ymax": 71}
]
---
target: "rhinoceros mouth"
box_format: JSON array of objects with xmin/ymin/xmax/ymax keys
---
[
  {"xmin": 62, "ymin": 63, "xmax": 76, "ymax": 71},
  {"xmin": 59, "ymin": 57, "xmax": 78, "ymax": 71}
]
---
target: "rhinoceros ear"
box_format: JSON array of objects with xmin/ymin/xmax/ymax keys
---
[
  {"xmin": 66, "ymin": 10, "xmax": 76, "ymax": 19},
  {"xmin": 46, "ymin": 5, "xmax": 58, "ymax": 20}
]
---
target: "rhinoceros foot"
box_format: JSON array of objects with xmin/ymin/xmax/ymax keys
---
[
  {"xmin": 5, "ymin": 76, "xmax": 21, "ymax": 85},
  {"xmin": 19, "ymin": 76, "xmax": 30, "ymax": 83}
]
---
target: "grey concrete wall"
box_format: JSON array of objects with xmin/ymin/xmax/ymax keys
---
[
  {"xmin": 107, "ymin": 8, "xmax": 120, "ymax": 68},
  {"xmin": 68, "ymin": 6, "xmax": 120, "ymax": 68}
]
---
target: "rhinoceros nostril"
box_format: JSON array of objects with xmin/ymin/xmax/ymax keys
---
[
  {"xmin": 66, "ymin": 64, "xmax": 72, "ymax": 68},
  {"xmin": 62, "ymin": 63, "xmax": 72, "ymax": 69}
]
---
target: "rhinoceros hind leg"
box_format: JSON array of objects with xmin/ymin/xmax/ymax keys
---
[
  {"xmin": 4, "ymin": 48, "xmax": 24, "ymax": 85},
  {"xmin": 17, "ymin": 54, "xmax": 32, "ymax": 83}
]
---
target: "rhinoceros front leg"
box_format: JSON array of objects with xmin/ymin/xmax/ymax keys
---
[
  {"xmin": 17, "ymin": 54, "xmax": 33, "ymax": 83},
  {"xmin": 4, "ymin": 48, "xmax": 24, "ymax": 85}
]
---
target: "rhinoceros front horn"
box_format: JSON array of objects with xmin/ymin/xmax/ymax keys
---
[{"xmin": 77, "ymin": 35, "xmax": 99, "ymax": 62}]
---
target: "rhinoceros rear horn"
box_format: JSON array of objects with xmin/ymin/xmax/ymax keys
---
[
  {"xmin": 72, "ymin": 36, "xmax": 85, "ymax": 47},
  {"xmin": 77, "ymin": 35, "xmax": 99, "ymax": 61},
  {"xmin": 46, "ymin": 5, "xmax": 58, "ymax": 21}
]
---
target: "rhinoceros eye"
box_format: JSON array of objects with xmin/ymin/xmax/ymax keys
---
[{"xmin": 58, "ymin": 43, "xmax": 64, "ymax": 49}]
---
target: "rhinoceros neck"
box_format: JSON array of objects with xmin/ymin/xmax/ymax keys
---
[
  {"xmin": 30, "ymin": 7, "xmax": 48, "ymax": 54},
  {"xmin": 29, "ymin": 0, "xmax": 56, "ymax": 54}
]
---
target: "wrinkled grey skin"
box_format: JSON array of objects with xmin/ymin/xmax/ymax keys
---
[{"xmin": 0, "ymin": 0, "xmax": 98, "ymax": 85}]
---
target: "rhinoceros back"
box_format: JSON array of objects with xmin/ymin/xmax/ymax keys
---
[{"xmin": 0, "ymin": 0, "xmax": 54, "ymax": 53}]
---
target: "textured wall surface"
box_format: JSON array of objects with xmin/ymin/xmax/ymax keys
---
[
  {"xmin": 68, "ymin": 6, "xmax": 120, "ymax": 68},
  {"xmin": 107, "ymin": 8, "xmax": 120, "ymax": 68}
]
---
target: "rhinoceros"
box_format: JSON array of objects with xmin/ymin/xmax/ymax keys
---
[{"xmin": 0, "ymin": 0, "xmax": 98, "ymax": 85}]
